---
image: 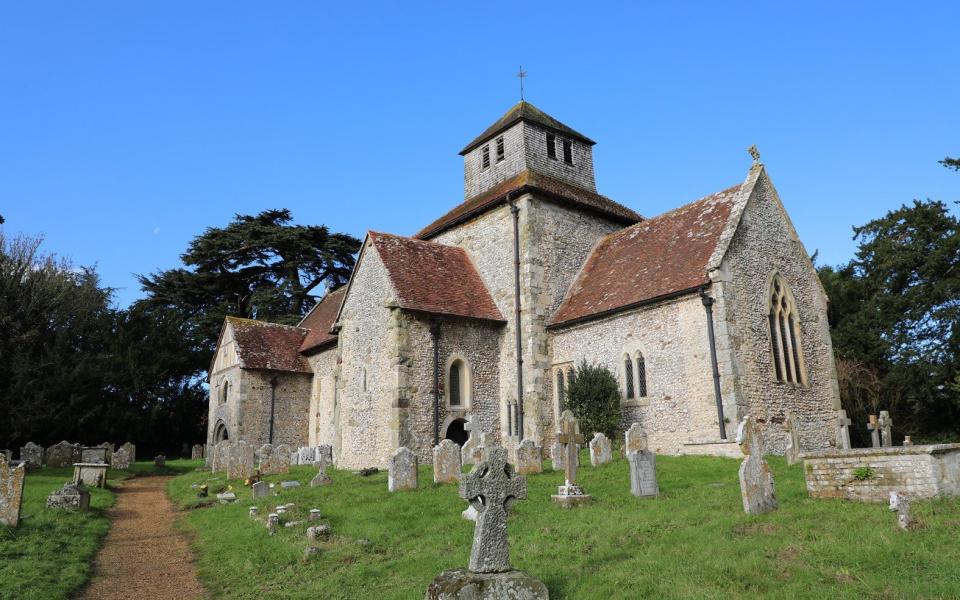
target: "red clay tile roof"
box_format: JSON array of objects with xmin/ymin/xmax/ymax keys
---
[
  {"xmin": 416, "ymin": 170, "xmax": 642, "ymax": 240},
  {"xmin": 298, "ymin": 286, "xmax": 346, "ymax": 354},
  {"xmin": 227, "ymin": 317, "xmax": 312, "ymax": 373},
  {"xmin": 460, "ymin": 101, "xmax": 595, "ymax": 155},
  {"xmin": 368, "ymin": 231, "xmax": 505, "ymax": 322},
  {"xmin": 549, "ymin": 184, "xmax": 743, "ymax": 327}
]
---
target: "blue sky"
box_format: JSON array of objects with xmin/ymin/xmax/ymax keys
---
[{"xmin": 1, "ymin": 2, "xmax": 957, "ymax": 307}]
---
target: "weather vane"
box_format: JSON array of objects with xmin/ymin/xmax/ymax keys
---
[
  {"xmin": 748, "ymin": 144, "xmax": 761, "ymax": 164},
  {"xmin": 517, "ymin": 66, "xmax": 528, "ymax": 101}
]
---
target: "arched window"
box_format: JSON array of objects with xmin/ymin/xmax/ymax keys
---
[
  {"xmin": 447, "ymin": 357, "xmax": 470, "ymax": 408},
  {"xmin": 769, "ymin": 275, "xmax": 806, "ymax": 385},
  {"xmin": 635, "ymin": 352, "xmax": 648, "ymax": 397},
  {"xmin": 623, "ymin": 354, "xmax": 635, "ymax": 399},
  {"xmin": 556, "ymin": 369, "xmax": 566, "ymax": 406},
  {"xmin": 219, "ymin": 381, "xmax": 229, "ymax": 405}
]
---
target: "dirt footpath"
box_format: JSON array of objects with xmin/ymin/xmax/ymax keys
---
[{"xmin": 80, "ymin": 476, "xmax": 207, "ymax": 600}]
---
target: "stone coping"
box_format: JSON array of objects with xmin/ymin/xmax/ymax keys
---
[
  {"xmin": 801, "ymin": 443, "xmax": 960, "ymax": 460},
  {"xmin": 73, "ymin": 462, "xmax": 110, "ymax": 468}
]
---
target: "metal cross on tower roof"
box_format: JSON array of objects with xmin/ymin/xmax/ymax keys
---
[{"xmin": 517, "ymin": 66, "xmax": 528, "ymax": 101}]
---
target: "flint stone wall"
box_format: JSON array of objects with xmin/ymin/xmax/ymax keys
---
[{"xmin": 802, "ymin": 444, "xmax": 960, "ymax": 502}]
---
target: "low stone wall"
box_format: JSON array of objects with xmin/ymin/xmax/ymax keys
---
[{"xmin": 802, "ymin": 444, "xmax": 960, "ymax": 502}]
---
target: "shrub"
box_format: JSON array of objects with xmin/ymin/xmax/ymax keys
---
[
  {"xmin": 564, "ymin": 361, "xmax": 622, "ymax": 439},
  {"xmin": 853, "ymin": 466, "xmax": 875, "ymax": 481}
]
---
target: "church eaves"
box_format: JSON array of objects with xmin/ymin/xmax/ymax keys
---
[
  {"xmin": 225, "ymin": 317, "xmax": 312, "ymax": 373},
  {"xmin": 297, "ymin": 286, "xmax": 347, "ymax": 354},
  {"xmin": 549, "ymin": 183, "xmax": 743, "ymax": 328},
  {"xmin": 459, "ymin": 101, "xmax": 595, "ymax": 156}
]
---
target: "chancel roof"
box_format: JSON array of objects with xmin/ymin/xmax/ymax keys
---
[
  {"xmin": 459, "ymin": 101, "xmax": 595, "ymax": 156},
  {"xmin": 549, "ymin": 184, "xmax": 743, "ymax": 327},
  {"xmin": 368, "ymin": 231, "xmax": 505, "ymax": 323},
  {"xmin": 226, "ymin": 317, "xmax": 312, "ymax": 373},
  {"xmin": 298, "ymin": 286, "xmax": 347, "ymax": 354}
]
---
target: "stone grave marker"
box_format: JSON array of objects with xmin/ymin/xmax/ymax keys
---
[
  {"xmin": 514, "ymin": 439, "xmax": 542, "ymax": 475},
  {"xmin": 317, "ymin": 444, "xmax": 333, "ymax": 466},
  {"xmin": 0, "ymin": 454, "xmax": 26, "ymax": 527},
  {"xmin": 425, "ymin": 445, "xmax": 546, "ymax": 599},
  {"xmin": 589, "ymin": 432, "xmax": 612, "ymax": 466},
  {"xmin": 97, "ymin": 443, "xmax": 115, "ymax": 465},
  {"xmin": 624, "ymin": 422, "xmax": 646, "ymax": 453},
  {"xmin": 782, "ymin": 413, "xmax": 801, "ymax": 465},
  {"xmin": 461, "ymin": 416, "xmax": 483, "ymax": 466},
  {"xmin": 259, "ymin": 444, "xmax": 290, "ymax": 476},
  {"xmin": 47, "ymin": 481, "xmax": 90, "ymax": 511},
  {"xmin": 388, "ymin": 447, "xmax": 418, "ymax": 492},
  {"xmin": 867, "ymin": 415, "xmax": 881, "ymax": 448},
  {"xmin": 227, "ymin": 440, "xmax": 255, "ymax": 480},
  {"xmin": 298, "ymin": 446, "xmax": 316, "ymax": 465},
  {"xmin": 19, "ymin": 442, "xmax": 44, "ymax": 469},
  {"xmin": 154, "ymin": 455, "xmax": 166, "ymax": 467},
  {"xmin": 81, "ymin": 446, "xmax": 109, "ymax": 465},
  {"xmin": 120, "ymin": 442, "xmax": 136, "ymax": 463},
  {"xmin": 627, "ymin": 429, "xmax": 659, "ymax": 498},
  {"xmin": 878, "ymin": 411, "xmax": 893, "ymax": 448},
  {"xmin": 736, "ymin": 416, "xmax": 778, "ymax": 515},
  {"xmin": 211, "ymin": 440, "xmax": 231, "ymax": 473},
  {"xmin": 433, "ymin": 439, "xmax": 461, "ymax": 484},
  {"xmin": 889, "ymin": 491, "xmax": 911, "ymax": 530},
  {"xmin": 252, "ymin": 480, "xmax": 269, "ymax": 499},
  {"xmin": 836, "ymin": 410, "xmax": 852, "ymax": 450},
  {"xmin": 112, "ymin": 446, "xmax": 133, "ymax": 470},
  {"xmin": 552, "ymin": 410, "xmax": 591, "ymax": 507},
  {"xmin": 310, "ymin": 461, "xmax": 332, "ymax": 487},
  {"xmin": 191, "ymin": 444, "xmax": 204, "ymax": 460},
  {"xmin": 550, "ymin": 441, "xmax": 564, "ymax": 471}
]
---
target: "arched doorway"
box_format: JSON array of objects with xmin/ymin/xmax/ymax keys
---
[
  {"xmin": 213, "ymin": 420, "xmax": 229, "ymax": 443},
  {"xmin": 445, "ymin": 418, "xmax": 468, "ymax": 446}
]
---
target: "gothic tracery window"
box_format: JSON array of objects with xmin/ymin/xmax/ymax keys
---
[{"xmin": 769, "ymin": 275, "xmax": 806, "ymax": 385}]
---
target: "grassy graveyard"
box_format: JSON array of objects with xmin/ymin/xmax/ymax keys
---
[{"xmin": 169, "ymin": 453, "xmax": 960, "ymax": 599}]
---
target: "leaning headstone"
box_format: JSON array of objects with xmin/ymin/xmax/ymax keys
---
[
  {"xmin": 878, "ymin": 411, "xmax": 893, "ymax": 448},
  {"xmin": 388, "ymin": 447, "xmax": 418, "ymax": 492},
  {"xmin": 782, "ymin": 413, "xmax": 801, "ymax": 466},
  {"xmin": 120, "ymin": 442, "xmax": 136, "ymax": 463},
  {"xmin": 252, "ymin": 480, "xmax": 269, "ymax": 499},
  {"xmin": 889, "ymin": 491, "xmax": 911, "ymax": 530},
  {"xmin": 624, "ymin": 422, "xmax": 646, "ymax": 453},
  {"xmin": 46, "ymin": 481, "xmax": 90, "ymax": 511},
  {"xmin": 461, "ymin": 416, "xmax": 483, "ymax": 466},
  {"xmin": 211, "ymin": 440, "xmax": 231, "ymax": 473},
  {"xmin": 316, "ymin": 444, "xmax": 333, "ymax": 466},
  {"xmin": 589, "ymin": 432, "xmax": 613, "ymax": 466},
  {"xmin": 227, "ymin": 441, "xmax": 255, "ymax": 480},
  {"xmin": 310, "ymin": 462, "xmax": 332, "ymax": 487},
  {"xmin": 514, "ymin": 439, "xmax": 542, "ymax": 475},
  {"xmin": 736, "ymin": 416, "xmax": 778, "ymax": 515},
  {"xmin": 425, "ymin": 445, "xmax": 546, "ymax": 599},
  {"xmin": 191, "ymin": 444, "xmax": 204, "ymax": 460},
  {"xmin": 433, "ymin": 439, "xmax": 461, "ymax": 484},
  {"xmin": 19, "ymin": 442, "xmax": 44, "ymax": 469},
  {"xmin": 552, "ymin": 410, "xmax": 590, "ymax": 507},
  {"xmin": 835, "ymin": 410, "xmax": 852, "ymax": 450},
  {"xmin": 867, "ymin": 415, "xmax": 881, "ymax": 448},
  {"xmin": 626, "ymin": 429, "xmax": 658, "ymax": 498},
  {"xmin": 112, "ymin": 446, "xmax": 133, "ymax": 470},
  {"xmin": 0, "ymin": 455, "xmax": 27, "ymax": 527}
]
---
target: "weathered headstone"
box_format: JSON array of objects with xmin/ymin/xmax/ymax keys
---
[
  {"xmin": 227, "ymin": 441, "xmax": 255, "ymax": 480},
  {"xmin": 550, "ymin": 441, "xmax": 564, "ymax": 471},
  {"xmin": 310, "ymin": 462, "xmax": 332, "ymax": 487},
  {"xmin": 97, "ymin": 443, "xmax": 115, "ymax": 465},
  {"xmin": 45, "ymin": 441, "xmax": 78, "ymax": 467},
  {"xmin": 879, "ymin": 411, "xmax": 893, "ymax": 448},
  {"xmin": 46, "ymin": 481, "xmax": 90, "ymax": 511},
  {"xmin": 191, "ymin": 444, "xmax": 205, "ymax": 460},
  {"xmin": 514, "ymin": 439, "xmax": 542, "ymax": 475},
  {"xmin": 426, "ymin": 445, "xmax": 546, "ymax": 599},
  {"xmin": 154, "ymin": 455, "xmax": 166, "ymax": 467},
  {"xmin": 889, "ymin": 491, "xmax": 911, "ymax": 530},
  {"xmin": 212, "ymin": 440, "xmax": 231, "ymax": 473},
  {"xmin": 627, "ymin": 428, "xmax": 659, "ymax": 498},
  {"xmin": 298, "ymin": 446, "xmax": 316, "ymax": 465},
  {"xmin": 252, "ymin": 480, "xmax": 269, "ymax": 499},
  {"xmin": 388, "ymin": 446, "xmax": 418, "ymax": 492},
  {"xmin": 120, "ymin": 442, "xmax": 136, "ymax": 463},
  {"xmin": 552, "ymin": 410, "xmax": 590, "ymax": 507},
  {"xmin": 259, "ymin": 444, "xmax": 288, "ymax": 476},
  {"xmin": 19, "ymin": 442, "xmax": 44, "ymax": 469},
  {"xmin": 736, "ymin": 416, "xmax": 778, "ymax": 515},
  {"xmin": 281, "ymin": 480, "xmax": 300, "ymax": 489},
  {"xmin": 433, "ymin": 439, "xmax": 461, "ymax": 484},
  {"xmin": 589, "ymin": 432, "xmax": 612, "ymax": 466},
  {"xmin": 0, "ymin": 455, "xmax": 26, "ymax": 527},
  {"xmin": 867, "ymin": 415, "xmax": 881, "ymax": 448},
  {"xmin": 112, "ymin": 446, "xmax": 133, "ymax": 470},
  {"xmin": 316, "ymin": 444, "xmax": 333, "ymax": 466},
  {"xmin": 624, "ymin": 422, "xmax": 646, "ymax": 453},
  {"xmin": 782, "ymin": 413, "xmax": 801, "ymax": 465},
  {"xmin": 73, "ymin": 463, "xmax": 108, "ymax": 488},
  {"xmin": 836, "ymin": 410, "xmax": 852, "ymax": 450},
  {"xmin": 461, "ymin": 416, "xmax": 483, "ymax": 466},
  {"xmin": 81, "ymin": 446, "xmax": 109, "ymax": 465}
]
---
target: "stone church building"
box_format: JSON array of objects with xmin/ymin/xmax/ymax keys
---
[{"xmin": 207, "ymin": 101, "xmax": 841, "ymax": 468}]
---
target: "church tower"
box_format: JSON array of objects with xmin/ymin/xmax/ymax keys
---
[{"xmin": 459, "ymin": 101, "xmax": 598, "ymax": 199}]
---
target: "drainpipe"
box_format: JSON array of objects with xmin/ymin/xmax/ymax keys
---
[
  {"xmin": 509, "ymin": 195, "xmax": 525, "ymax": 441},
  {"xmin": 431, "ymin": 320, "xmax": 441, "ymax": 446},
  {"xmin": 700, "ymin": 287, "xmax": 727, "ymax": 440},
  {"xmin": 268, "ymin": 375, "xmax": 279, "ymax": 444}
]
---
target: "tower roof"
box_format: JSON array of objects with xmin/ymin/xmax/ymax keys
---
[{"xmin": 459, "ymin": 101, "xmax": 595, "ymax": 155}]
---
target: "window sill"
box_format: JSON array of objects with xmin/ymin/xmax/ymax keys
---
[{"xmin": 622, "ymin": 397, "xmax": 650, "ymax": 408}]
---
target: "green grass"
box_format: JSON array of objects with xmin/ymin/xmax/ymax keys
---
[{"xmin": 169, "ymin": 452, "xmax": 960, "ymax": 599}]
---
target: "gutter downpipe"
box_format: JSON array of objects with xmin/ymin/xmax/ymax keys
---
[
  {"xmin": 268, "ymin": 375, "xmax": 278, "ymax": 444},
  {"xmin": 699, "ymin": 286, "xmax": 727, "ymax": 440},
  {"xmin": 509, "ymin": 194, "xmax": 525, "ymax": 441},
  {"xmin": 431, "ymin": 320, "xmax": 441, "ymax": 446}
]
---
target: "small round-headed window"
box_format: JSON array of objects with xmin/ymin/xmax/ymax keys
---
[{"xmin": 219, "ymin": 380, "xmax": 230, "ymax": 405}]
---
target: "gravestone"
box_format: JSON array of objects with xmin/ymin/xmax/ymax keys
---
[
  {"xmin": 46, "ymin": 481, "xmax": 90, "ymax": 511},
  {"xmin": 627, "ymin": 429, "xmax": 659, "ymax": 498},
  {"xmin": 426, "ymin": 445, "xmax": 546, "ymax": 599},
  {"xmin": 514, "ymin": 439, "xmax": 542, "ymax": 475},
  {"xmin": 461, "ymin": 416, "xmax": 484, "ymax": 466},
  {"xmin": 120, "ymin": 442, "xmax": 136, "ymax": 463},
  {"xmin": 211, "ymin": 440, "xmax": 231, "ymax": 473},
  {"xmin": 0, "ymin": 455, "xmax": 26, "ymax": 527},
  {"xmin": 550, "ymin": 441, "xmax": 564, "ymax": 471},
  {"xmin": 20, "ymin": 442, "xmax": 44, "ymax": 469},
  {"xmin": 73, "ymin": 463, "xmax": 108, "ymax": 488},
  {"xmin": 433, "ymin": 439, "xmax": 461, "ymax": 484},
  {"xmin": 388, "ymin": 447, "xmax": 418, "ymax": 492},
  {"xmin": 112, "ymin": 446, "xmax": 133, "ymax": 470},
  {"xmin": 782, "ymin": 413, "xmax": 801, "ymax": 465},
  {"xmin": 298, "ymin": 446, "xmax": 316, "ymax": 465},
  {"xmin": 227, "ymin": 441, "xmax": 255, "ymax": 480},
  {"xmin": 252, "ymin": 480, "xmax": 269, "ymax": 499},
  {"xmin": 317, "ymin": 444, "xmax": 333, "ymax": 466},
  {"xmin": 867, "ymin": 415, "xmax": 881, "ymax": 448},
  {"xmin": 736, "ymin": 416, "xmax": 778, "ymax": 515},
  {"xmin": 835, "ymin": 410, "xmax": 852, "ymax": 450},
  {"xmin": 191, "ymin": 444, "xmax": 204, "ymax": 460},
  {"xmin": 310, "ymin": 462, "xmax": 332, "ymax": 487},
  {"xmin": 154, "ymin": 455, "xmax": 166, "ymax": 467},
  {"xmin": 259, "ymin": 444, "xmax": 290, "ymax": 476},
  {"xmin": 81, "ymin": 446, "xmax": 109, "ymax": 465},
  {"xmin": 624, "ymin": 422, "xmax": 646, "ymax": 453},
  {"xmin": 589, "ymin": 432, "xmax": 612, "ymax": 466},
  {"xmin": 878, "ymin": 411, "xmax": 893, "ymax": 448},
  {"xmin": 552, "ymin": 410, "xmax": 591, "ymax": 507},
  {"xmin": 97, "ymin": 443, "xmax": 115, "ymax": 465},
  {"xmin": 889, "ymin": 491, "xmax": 911, "ymax": 530}
]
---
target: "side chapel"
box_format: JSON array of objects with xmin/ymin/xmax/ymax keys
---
[{"xmin": 207, "ymin": 101, "xmax": 841, "ymax": 467}]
